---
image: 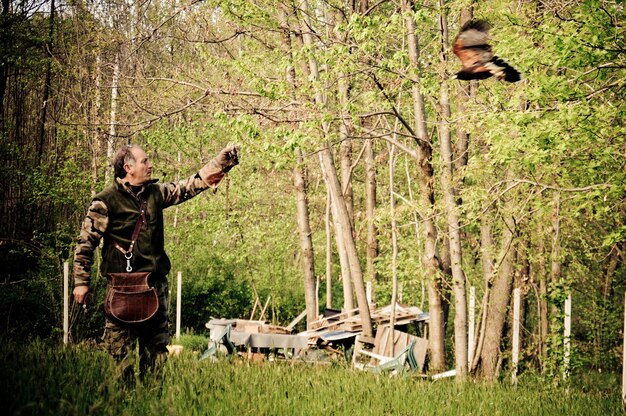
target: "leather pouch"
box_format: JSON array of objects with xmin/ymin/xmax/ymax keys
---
[{"xmin": 104, "ymin": 272, "xmax": 158, "ymax": 324}]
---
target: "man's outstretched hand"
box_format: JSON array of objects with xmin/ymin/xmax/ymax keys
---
[{"xmin": 217, "ymin": 144, "xmax": 240, "ymax": 173}]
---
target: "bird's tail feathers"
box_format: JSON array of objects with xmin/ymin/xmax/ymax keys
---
[
  {"xmin": 486, "ymin": 57, "xmax": 521, "ymax": 83},
  {"xmin": 460, "ymin": 20, "xmax": 490, "ymax": 33}
]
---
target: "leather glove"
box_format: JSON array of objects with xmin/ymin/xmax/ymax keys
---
[{"xmin": 216, "ymin": 144, "xmax": 239, "ymax": 173}]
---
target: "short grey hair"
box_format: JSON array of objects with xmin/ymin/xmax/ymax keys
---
[{"xmin": 113, "ymin": 145, "xmax": 136, "ymax": 179}]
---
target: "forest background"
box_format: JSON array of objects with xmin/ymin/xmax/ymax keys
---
[{"xmin": 1, "ymin": 0, "xmax": 625, "ymax": 382}]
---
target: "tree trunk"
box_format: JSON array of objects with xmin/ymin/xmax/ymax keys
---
[
  {"xmin": 294, "ymin": 148, "xmax": 317, "ymax": 328},
  {"xmin": 550, "ymin": 192, "xmax": 561, "ymax": 285},
  {"xmin": 479, "ymin": 207, "xmax": 516, "ymax": 380},
  {"xmin": 339, "ymin": 81, "xmax": 354, "ymax": 229},
  {"xmin": 437, "ymin": 0, "xmax": 467, "ymax": 378},
  {"xmin": 90, "ymin": 54, "xmax": 102, "ymax": 196},
  {"xmin": 469, "ymin": 207, "xmax": 495, "ymax": 372},
  {"xmin": 537, "ymin": 220, "xmax": 549, "ymax": 369},
  {"xmin": 299, "ymin": 0, "xmax": 372, "ymax": 336},
  {"xmin": 37, "ymin": 0, "xmax": 56, "ymax": 162},
  {"xmin": 322, "ymin": 156, "xmax": 354, "ymax": 312},
  {"xmin": 280, "ymin": 4, "xmax": 318, "ymax": 324},
  {"xmin": 335, "ymin": 9, "xmax": 355, "ymax": 311},
  {"xmin": 364, "ymin": 138, "xmax": 378, "ymax": 296},
  {"xmin": 319, "ymin": 148, "xmax": 372, "ymax": 336},
  {"xmin": 514, "ymin": 234, "xmax": 530, "ymax": 361},
  {"xmin": 454, "ymin": 7, "xmax": 474, "ymax": 173},
  {"xmin": 105, "ymin": 53, "xmax": 120, "ymax": 183},
  {"xmin": 402, "ymin": 0, "xmax": 446, "ymax": 371},
  {"xmin": 325, "ymin": 188, "xmax": 333, "ymax": 309},
  {"xmin": 387, "ymin": 143, "xmax": 399, "ymax": 356},
  {"xmin": 0, "ymin": 0, "xmax": 10, "ymax": 133}
]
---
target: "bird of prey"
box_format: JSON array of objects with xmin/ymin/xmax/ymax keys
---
[{"xmin": 452, "ymin": 20, "xmax": 521, "ymax": 83}]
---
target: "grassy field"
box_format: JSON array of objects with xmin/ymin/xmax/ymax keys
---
[{"xmin": 1, "ymin": 339, "xmax": 623, "ymax": 416}]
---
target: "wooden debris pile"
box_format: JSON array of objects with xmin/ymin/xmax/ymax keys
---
[
  {"xmin": 206, "ymin": 318, "xmax": 292, "ymax": 335},
  {"xmin": 307, "ymin": 303, "xmax": 428, "ymax": 335}
]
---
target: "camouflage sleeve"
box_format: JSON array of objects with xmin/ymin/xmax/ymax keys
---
[
  {"xmin": 160, "ymin": 158, "xmax": 226, "ymax": 208},
  {"xmin": 73, "ymin": 200, "xmax": 109, "ymax": 286}
]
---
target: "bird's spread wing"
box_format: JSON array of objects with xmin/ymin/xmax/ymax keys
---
[
  {"xmin": 452, "ymin": 20, "xmax": 521, "ymax": 82},
  {"xmin": 453, "ymin": 20, "xmax": 492, "ymax": 67}
]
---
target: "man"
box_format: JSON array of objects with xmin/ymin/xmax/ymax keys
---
[{"xmin": 73, "ymin": 143, "xmax": 239, "ymax": 375}]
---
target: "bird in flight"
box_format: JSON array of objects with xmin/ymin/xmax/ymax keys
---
[{"xmin": 452, "ymin": 20, "xmax": 521, "ymax": 83}]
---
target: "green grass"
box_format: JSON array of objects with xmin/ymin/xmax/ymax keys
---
[{"xmin": 1, "ymin": 340, "xmax": 623, "ymax": 415}]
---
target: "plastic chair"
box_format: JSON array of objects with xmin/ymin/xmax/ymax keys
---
[
  {"xmin": 200, "ymin": 324, "xmax": 235, "ymax": 360},
  {"xmin": 355, "ymin": 339, "xmax": 419, "ymax": 375}
]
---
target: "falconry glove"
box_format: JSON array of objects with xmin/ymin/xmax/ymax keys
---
[
  {"xmin": 216, "ymin": 144, "xmax": 239, "ymax": 173},
  {"xmin": 199, "ymin": 144, "xmax": 241, "ymax": 187}
]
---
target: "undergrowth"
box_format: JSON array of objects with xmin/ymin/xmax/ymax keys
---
[{"xmin": 1, "ymin": 339, "xmax": 622, "ymax": 415}]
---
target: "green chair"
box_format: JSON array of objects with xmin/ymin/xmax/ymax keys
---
[{"xmin": 358, "ymin": 339, "xmax": 419, "ymax": 375}]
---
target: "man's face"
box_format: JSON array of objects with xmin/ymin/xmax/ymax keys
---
[{"xmin": 124, "ymin": 147, "xmax": 152, "ymax": 186}]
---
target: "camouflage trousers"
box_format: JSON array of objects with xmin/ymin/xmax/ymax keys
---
[{"xmin": 102, "ymin": 277, "xmax": 170, "ymax": 377}]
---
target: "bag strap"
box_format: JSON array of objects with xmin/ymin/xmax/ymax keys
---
[{"xmin": 112, "ymin": 198, "xmax": 148, "ymax": 272}]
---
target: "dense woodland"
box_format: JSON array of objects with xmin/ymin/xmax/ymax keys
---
[{"xmin": 1, "ymin": 0, "xmax": 625, "ymax": 382}]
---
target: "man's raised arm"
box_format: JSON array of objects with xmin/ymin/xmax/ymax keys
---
[{"xmin": 161, "ymin": 144, "xmax": 239, "ymax": 208}]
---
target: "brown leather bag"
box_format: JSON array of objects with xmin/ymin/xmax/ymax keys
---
[
  {"xmin": 104, "ymin": 272, "xmax": 159, "ymax": 324},
  {"xmin": 103, "ymin": 198, "xmax": 158, "ymax": 325}
]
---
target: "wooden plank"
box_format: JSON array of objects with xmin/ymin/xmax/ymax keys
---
[
  {"xmin": 309, "ymin": 307, "xmax": 359, "ymax": 327},
  {"xmin": 259, "ymin": 296, "xmax": 271, "ymax": 321},
  {"xmin": 286, "ymin": 309, "xmax": 307, "ymax": 332}
]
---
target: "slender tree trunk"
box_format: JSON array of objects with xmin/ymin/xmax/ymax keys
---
[
  {"xmin": 537, "ymin": 220, "xmax": 549, "ymax": 369},
  {"xmin": 404, "ymin": 155, "xmax": 425, "ymax": 308},
  {"xmin": 603, "ymin": 247, "xmax": 619, "ymax": 299},
  {"xmin": 438, "ymin": 0, "xmax": 467, "ymax": 378},
  {"xmin": 550, "ymin": 192, "xmax": 561, "ymax": 286},
  {"xmin": 388, "ymin": 143, "xmax": 399, "ymax": 356},
  {"xmin": 280, "ymin": 4, "xmax": 317, "ymax": 324},
  {"xmin": 454, "ymin": 8, "xmax": 474, "ymax": 173},
  {"xmin": 0, "ymin": 0, "xmax": 10, "ymax": 133},
  {"xmin": 294, "ymin": 148, "xmax": 317, "ymax": 328},
  {"xmin": 37, "ymin": 0, "xmax": 56, "ymax": 162},
  {"xmin": 514, "ymin": 234, "xmax": 530, "ymax": 360},
  {"xmin": 338, "ymin": 79, "xmax": 354, "ymax": 228},
  {"xmin": 322, "ymin": 167, "xmax": 354, "ymax": 312},
  {"xmin": 546, "ymin": 191, "xmax": 561, "ymax": 362},
  {"xmin": 299, "ymin": 0, "xmax": 372, "ymax": 336},
  {"xmin": 105, "ymin": 53, "xmax": 120, "ymax": 183},
  {"xmin": 90, "ymin": 54, "xmax": 102, "ymax": 196},
  {"xmin": 335, "ymin": 8, "xmax": 357, "ymax": 307},
  {"xmin": 319, "ymin": 148, "xmax": 372, "ymax": 336},
  {"xmin": 479, "ymin": 205, "xmax": 517, "ymax": 380},
  {"xmin": 364, "ymin": 138, "xmax": 378, "ymax": 297},
  {"xmin": 402, "ymin": 0, "xmax": 446, "ymax": 370},
  {"xmin": 325, "ymin": 188, "xmax": 333, "ymax": 309}
]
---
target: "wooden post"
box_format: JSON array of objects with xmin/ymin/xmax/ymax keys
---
[
  {"xmin": 468, "ymin": 286, "xmax": 475, "ymax": 367},
  {"xmin": 512, "ymin": 288, "xmax": 520, "ymax": 384},
  {"xmin": 366, "ymin": 281, "xmax": 372, "ymax": 304},
  {"xmin": 175, "ymin": 271, "xmax": 182, "ymax": 341},
  {"xmin": 63, "ymin": 261, "xmax": 69, "ymax": 345},
  {"xmin": 259, "ymin": 296, "xmax": 271, "ymax": 321},
  {"xmin": 622, "ymin": 293, "xmax": 626, "ymax": 403},
  {"xmin": 563, "ymin": 293, "xmax": 571, "ymax": 379},
  {"xmin": 249, "ymin": 297, "xmax": 260, "ymax": 320},
  {"xmin": 315, "ymin": 276, "xmax": 320, "ymax": 319}
]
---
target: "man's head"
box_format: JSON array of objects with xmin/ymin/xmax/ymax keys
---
[{"xmin": 113, "ymin": 145, "xmax": 152, "ymax": 186}]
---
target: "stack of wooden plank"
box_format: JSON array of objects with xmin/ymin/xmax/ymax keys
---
[{"xmin": 308, "ymin": 303, "xmax": 427, "ymax": 334}]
